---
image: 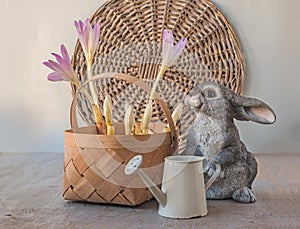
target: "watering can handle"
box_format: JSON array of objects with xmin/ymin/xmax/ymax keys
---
[{"xmin": 205, "ymin": 160, "xmax": 221, "ymax": 191}]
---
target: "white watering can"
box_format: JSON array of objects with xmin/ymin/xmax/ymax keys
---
[{"xmin": 125, "ymin": 155, "xmax": 221, "ymax": 219}]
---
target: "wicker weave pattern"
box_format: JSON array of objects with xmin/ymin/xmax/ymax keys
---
[
  {"xmin": 72, "ymin": 0, "xmax": 244, "ymax": 126},
  {"xmin": 63, "ymin": 124, "xmax": 175, "ymax": 205}
]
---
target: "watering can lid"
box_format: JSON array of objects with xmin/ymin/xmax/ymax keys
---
[{"xmin": 124, "ymin": 155, "xmax": 143, "ymax": 175}]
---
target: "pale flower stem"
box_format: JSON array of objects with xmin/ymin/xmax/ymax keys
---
[
  {"xmin": 141, "ymin": 65, "xmax": 168, "ymax": 134},
  {"xmin": 149, "ymin": 65, "xmax": 168, "ymax": 102},
  {"xmin": 73, "ymin": 80, "xmax": 94, "ymax": 106},
  {"xmin": 86, "ymin": 63, "xmax": 105, "ymax": 134},
  {"xmin": 87, "ymin": 63, "xmax": 99, "ymax": 106},
  {"xmin": 92, "ymin": 104, "xmax": 105, "ymax": 134},
  {"xmin": 72, "ymin": 80, "xmax": 104, "ymax": 134}
]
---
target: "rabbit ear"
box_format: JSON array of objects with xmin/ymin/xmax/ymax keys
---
[{"xmin": 229, "ymin": 93, "xmax": 276, "ymax": 124}]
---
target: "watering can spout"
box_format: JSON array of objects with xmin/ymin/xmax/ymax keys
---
[{"xmin": 125, "ymin": 155, "xmax": 167, "ymax": 207}]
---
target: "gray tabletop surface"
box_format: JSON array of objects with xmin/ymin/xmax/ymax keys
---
[{"xmin": 0, "ymin": 152, "xmax": 299, "ymax": 229}]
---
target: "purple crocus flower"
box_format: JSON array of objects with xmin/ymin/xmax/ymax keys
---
[
  {"xmin": 74, "ymin": 19, "xmax": 100, "ymax": 64},
  {"xmin": 162, "ymin": 29, "xmax": 187, "ymax": 66},
  {"xmin": 43, "ymin": 44, "xmax": 78, "ymax": 83}
]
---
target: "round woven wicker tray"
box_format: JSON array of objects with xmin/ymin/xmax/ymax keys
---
[{"xmin": 72, "ymin": 0, "xmax": 245, "ymax": 128}]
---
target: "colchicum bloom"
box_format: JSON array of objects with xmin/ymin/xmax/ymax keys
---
[
  {"xmin": 44, "ymin": 19, "xmax": 106, "ymax": 135},
  {"xmin": 162, "ymin": 29, "xmax": 187, "ymax": 67},
  {"xmin": 43, "ymin": 45, "xmax": 78, "ymax": 85},
  {"xmin": 74, "ymin": 19, "xmax": 104, "ymax": 134},
  {"xmin": 43, "ymin": 44, "xmax": 96, "ymax": 104},
  {"xmin": 142, "ymin": 29, "xmax": 187, "ymax": 134},
  {"xmin": 149, "ymin": 29, "xmax": 187, "ymax": 100},
  {"xmin": 74, "ymin": 19, "xmax": 100, "ymax": 64}
]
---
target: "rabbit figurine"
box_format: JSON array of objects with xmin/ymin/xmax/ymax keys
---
[{"xmin": 184, "ymin": 81, "xmax": 276, "ymax": 203}]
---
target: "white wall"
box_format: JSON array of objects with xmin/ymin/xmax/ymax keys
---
[
  {"xmin": 0, "ymin": 0, "xmax": 102, "ymax": 152},
  {"xmin": 211, "ymin": 0, "xmax": 300, "ymax": 153},
  {"xmin": 0, "ymin": 0, "xmax": 299, "ymax": 153}
]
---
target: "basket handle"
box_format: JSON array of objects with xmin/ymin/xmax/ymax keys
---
[{"xmin": 70, "ymin": 72, "xmax": 178, "ymax": 147}]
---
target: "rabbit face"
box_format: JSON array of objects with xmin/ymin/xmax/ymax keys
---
[
  {"xmin": 185, "ymin": 82, "xmax": 233, "ymax": 120},
  {"xmin": 186, "ymin": 81, "xmax": 276, "ymax": 124}
]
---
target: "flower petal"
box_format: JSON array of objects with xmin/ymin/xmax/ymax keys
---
[
  {"xmin": 47, "ymin": 72, "xmax": 64, "ymax": 82},
  {"xmin": 75, "ymin": 20, "xmax": 84, "ymax": 36},
  {"xmin": 84, "ymin": 19, "xmax": 92, "ymax": 40},
  {"xmin": 162, "ymin": 29, "xmax": 173, "ymax": 44},
  {"xmin": 75, "ymin": 20, "xmax": 87, "ymax": 54},
  {"xmin": 43, "ymin": 61, "xmax": 59, "ymax": 72},
  {"xmin": 174, "ymin": 38, "xmax": 187, "ymax": 53},
  {"xmin": 162, "ymin": 29, "xmax": 176, "ymax": 66},
  {"xmin": 75, "ymin": 18, "xmax": 101, "ymax": 63},
  {"xmin": 169, "ymin": 39, "xmax": 187, "ymax": 65},
  {"xmin": 51, "ymin": 53, "xmax": 66, "ymax": 66},
  {"xmin": 44, "ymin": 44, "xmax": 77, "ymax": 83},
  {"xmin": 47, "ymin": 60, "xmax": 64, "ymax": 72},
  {"xmin": 84, "ymin": 18, "xmax": 90, "ymax": 26},
  {"xmin": 93, "ymin": 22, "xmax": 100, "ymax": 50},
  {"xmin": 60, "ymin": 44, "xmax": 71, "ymax": 64},
  {"xmin": 162, "ymin": 43, "xmax": 173, "ymax": 66}
]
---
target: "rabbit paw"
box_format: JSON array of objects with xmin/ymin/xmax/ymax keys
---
[
  {"xmin": 207, "ymin": 166, "xmax": 215, "ymax": 177},
  {"xmin": 232, "ymin": 187, "xmax": 256, "ymax": 203}
]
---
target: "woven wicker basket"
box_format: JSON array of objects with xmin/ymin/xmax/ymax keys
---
[
  {"xmin": 63, "ymin": 73, "xmax": 178, "ymax": 206},
  {"xmin": 72, "ymin": 0, "xmax": 245, "ymax": 127}
]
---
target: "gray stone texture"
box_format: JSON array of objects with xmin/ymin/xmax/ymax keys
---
[{"xmin": 185, "ymin": 82, "xmax": 276, "ymax": 203}]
